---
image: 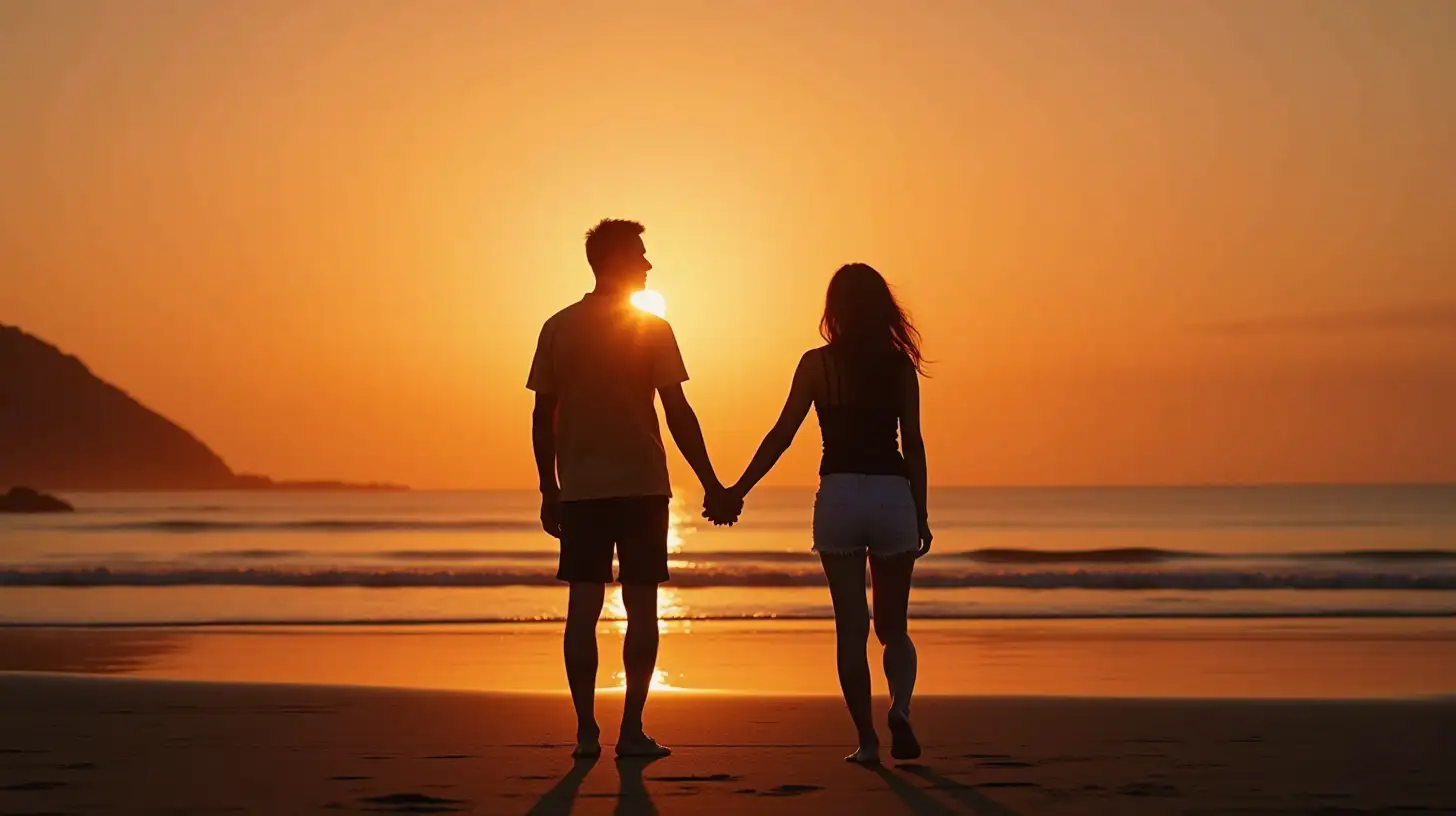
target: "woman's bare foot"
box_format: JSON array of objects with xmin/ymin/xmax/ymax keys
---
[
  {"xmin": 888, "ymin": 711, "xmax": 921, "ymax": 761},
  {"xmin": 615, "ymin": 733, "xmax": 671, "ymax": 759},
  {"xmin": 844, "ymin": 743, "xmax": 881, "ymax": 764}
]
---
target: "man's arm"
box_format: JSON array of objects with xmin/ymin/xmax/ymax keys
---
[
  {"xmin": 526, "ymin": 318, "xmax": 561, "ymax": 537},
  {"xmin": 532, "ymin": 393, "xmax": 562, "ymax": 537},
  {"xmin": 651, "ymin": 321, "xmax": 738, "ymax": 522},
  {"xmin": 658, "ymin": 383, "xmax": 726, "ymax": 499}
]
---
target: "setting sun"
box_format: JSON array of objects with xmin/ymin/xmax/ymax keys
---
[{"xmin": 630, "ymin": 289, "xmax": 668, "ymax": 318}]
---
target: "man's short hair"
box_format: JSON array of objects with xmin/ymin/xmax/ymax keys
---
[{"xmin": 584, "ymin": 219, "xmax": 645, "ymax": 275}]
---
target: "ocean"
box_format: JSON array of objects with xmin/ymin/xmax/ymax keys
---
[{"xmin": 3, "ymin": 485, "xmax": 1455, "ymax": 628}]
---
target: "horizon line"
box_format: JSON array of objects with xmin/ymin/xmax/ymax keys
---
[{"xmin": 51, "ymin": 479, "xmax": 1456, "ymax": 494}]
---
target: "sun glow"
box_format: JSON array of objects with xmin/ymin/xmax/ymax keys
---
[
  {"xmin": 602, "ymin": 494, "xmax": 694, "ymax": 636},
  {"xmin": 593, "ymin": 490, "xmax": 698, "ymax": 692},
  {"xmin": 666, "ymin": 495, "xmax": 690, "ymax": 556},
  {"xmin": 630, "ymin": 288, "xmax": 667, "ymax": 318},
  {"xmin": 606, "ymin": 667, "xmax": 678, "ymax": 693},
  {"xmin": 604, "ymin": 586, "xmax": 687, "ymax": 635}
]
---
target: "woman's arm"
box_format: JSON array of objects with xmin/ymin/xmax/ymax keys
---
[
  {"xmin": 728, "ymin": 352, "xmax": 816, "ymax": 500},
  {"xmin": 899, "ymin": 362, "xmax": 932, "ymax": 556}
]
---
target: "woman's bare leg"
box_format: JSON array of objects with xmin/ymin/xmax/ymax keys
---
[
  {"xmin": 871, "ymin": 553, "xmax": 920, "ymax": 760},
  {"xmin": 821, "ymin": 552, "xmax": 878, "ymax": 762}
]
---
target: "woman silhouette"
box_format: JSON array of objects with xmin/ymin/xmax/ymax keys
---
[{"xmin": 723, "ymin": 262, "xmax": 930, "ymax": 763}]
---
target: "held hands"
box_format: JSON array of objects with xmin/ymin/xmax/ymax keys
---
[
  {"xmin": 702, "ymin": 484, "xmax": 745, "ymax": 527},
  {"xmin": 699, "ymin": 484, "xmax": 927, "ymax": 552}
]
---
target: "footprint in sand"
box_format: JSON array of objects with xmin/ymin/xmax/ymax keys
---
[
  {"xmin": 1043, "ymin": 755, "xmax": 1098, "ymax": 765},
  {"xmin": 1, "ymin": 780, "xmax": 67, "ymax": 791},
  {"xmin": 261, "ymin": 705, "xmax": 336, "ymax": 715},
  {"xmin": 650, "ymin": 774, "xmax": 740, "ymax": 783},
  {"xmin": 1116, "ymin": 782, "xmax": 1182, "ymax": 797},
  {"xmin": 357, "ymin": 791, "xmax": 468, "ymax": 813},
  {"xmin": 758, "ymin": 784, "xmax": 824, "ymax": 797}
]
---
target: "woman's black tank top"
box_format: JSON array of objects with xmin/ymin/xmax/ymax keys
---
[{"xmin": 814, "ymin": 348, "xmax": 906, "ymax": 477}]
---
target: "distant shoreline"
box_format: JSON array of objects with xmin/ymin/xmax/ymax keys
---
[
  {"xmin": 40, "ymin": 482, "xmax": 414, "ymax": 493},
  {"xmin": 233, "ymin": 476, "xmax": 411, "ymax": 492}
]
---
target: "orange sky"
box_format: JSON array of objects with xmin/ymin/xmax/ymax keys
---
[{"xmin": 3, "ymin": 1, "xmax": 1454, "ymax": 489}]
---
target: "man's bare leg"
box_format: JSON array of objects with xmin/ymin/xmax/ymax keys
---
[
  {"xmin": 616, "ymin": 583, "xmax": 670, "ymax": 757},
  {"xmin": 565, "ymin": 582, "xmax": 606, "ymax": 757}
]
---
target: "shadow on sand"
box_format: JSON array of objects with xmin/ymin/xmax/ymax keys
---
[
  {"xmin": 869, "ymin": 763, "xmax": 1025, "ymax": 816},
  {"xmin": 525, "ymin": 756, "xmax": 597, "ymax": 816},
  {"xmin": 525, "ymin": 755, "xmax": 663, "ymax": 816},
  {"xmin": 610, "ymin": 755, "xmax": 662, "ymax": 816},
  {"xmin": 527, "ymin": 755, "xmax": 1016, "ymax": 815}
]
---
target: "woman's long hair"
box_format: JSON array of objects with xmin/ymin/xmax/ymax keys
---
[{"xmin": 820, "ymin": 263, "xmax": 927, "ymax": 382}]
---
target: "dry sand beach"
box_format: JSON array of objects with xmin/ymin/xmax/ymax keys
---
[
  {"xmin": 2, "ymin": 622, "xmax": 1455, "ymax": 815},
  {"xmin": 2, "ymin": 674, "xmax": 1454, "ymax": 815}
]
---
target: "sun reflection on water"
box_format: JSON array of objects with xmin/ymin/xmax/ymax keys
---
[
  {"xmin": 666, "ymin": 494, "xmax": 691, "ymax": 556},
  {"xmin": 602, "ymin": 667, "xmax": 678, "ymax": 693},
  {"xmin": 603, "ymin": 494, "xmax": 695, "ymax": 635},
  {"xmin": 598, "ymin": 495, "xmax": 695, "ymax": 690},
  {"xmin": 603, "ymin": 586, "xmax": 688, "ymax": 634}
]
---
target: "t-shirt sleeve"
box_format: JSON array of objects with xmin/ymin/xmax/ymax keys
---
[
  {"xmin": 652, "ymin": 320, "xmax": 690, "ymax": 389},
  {"xmin": 525, "ymin": 321, "xmax": 556, "ymax": 394}
]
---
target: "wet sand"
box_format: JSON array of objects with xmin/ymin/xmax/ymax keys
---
[{"xmin": 4, "ymin": 618, "xmax": 1456, "ymax": 698}]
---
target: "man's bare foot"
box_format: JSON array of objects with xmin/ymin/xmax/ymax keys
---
[
  {"xmin": 844, "ymin": 744, "xmax": 881, "ymax": 764},
  {"xmin": 572, "ymin": 726, "xmax": 602, "ymax": 758},
  {"xmin": 888, "ymin": 711, "xmax": 921, "ymax": 761},
  {"xmin": 615, "ymin": 733, "xmax": 671, "ymax": 759}
]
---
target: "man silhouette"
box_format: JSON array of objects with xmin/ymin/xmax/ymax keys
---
[{"xmin": 528, "ymin": 218, "xmax": 739, "ymax": 758}]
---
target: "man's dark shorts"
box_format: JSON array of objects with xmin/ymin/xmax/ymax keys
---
[{"xmin": 558, "ymin": 496, "xmax": 670, "ymax": 585}]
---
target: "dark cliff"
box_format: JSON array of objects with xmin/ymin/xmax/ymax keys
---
[{"xmin": 0, "ymin": 324, "xmax": 237, "ymax": 490}]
